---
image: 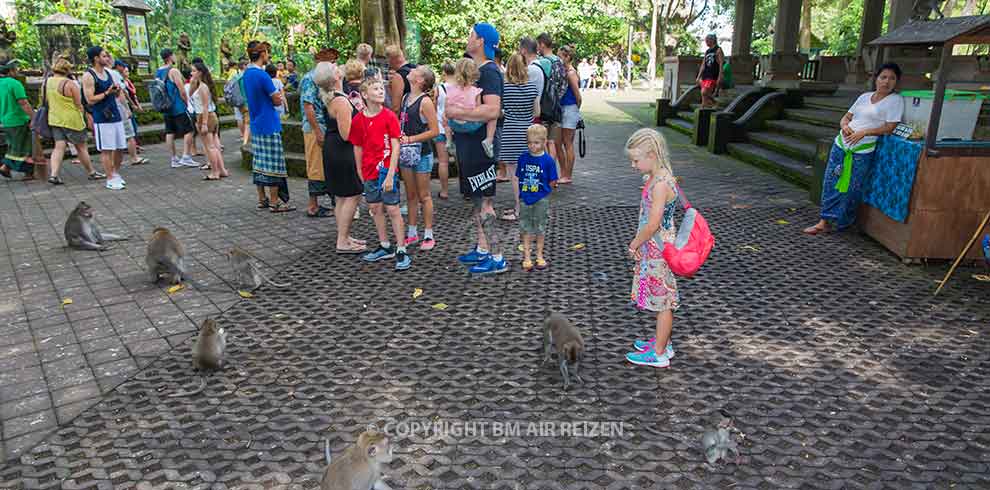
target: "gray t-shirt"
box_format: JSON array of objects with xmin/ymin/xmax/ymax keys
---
[{"xmin": 527, "ymin": 61, "xmax": 544, "ymax": 101}]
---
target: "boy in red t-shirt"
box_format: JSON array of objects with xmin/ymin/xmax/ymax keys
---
[{"xmin": 349, "ymin": 79, "xmax": 411, "ymax": 270}]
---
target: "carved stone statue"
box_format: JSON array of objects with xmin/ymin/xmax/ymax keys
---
[
  {"xmin": 0, "ymin": 19, "xmax": 17, "ymax": 65},
  {"xmin": 176, "ymin": 32, "xmax": 192, "ymax": 73},
  {"xmin": 220, "ymin": 38, "xmax": 233, "ymax": 71},
  {"xmin": 911, "ymin": 0, "xmax": 945, "ymax": 21}
]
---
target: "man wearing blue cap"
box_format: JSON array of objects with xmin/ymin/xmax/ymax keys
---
[{"xmin": 445, "ymin": 22, "xmax": 507, "ymax": 275}]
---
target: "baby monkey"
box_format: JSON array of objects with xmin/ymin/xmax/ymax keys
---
[
  {"xmin": 169, "ymin": 318, "xmax": 227, "ymax": 397},
  {"xmin": 702, "ymin": 409, "xmax": 741, "ymax": 465},
  {"xmin": 321, "ymin": 429, "xmax": 394, "ymax": 490},
  {"xmin": 146, "ymin": 227, "xmax": 187, "ymax": 285},
  {"xmin": 228, "ymin": 247, "xmax": 289, "ymax": 290},
  {"xmin": 542, "ymin": 312, "xmax": 585, "ymax": 390},
  {"xmin": 64, "ymin": 201, "xmax": 127, "ymax": 250}
]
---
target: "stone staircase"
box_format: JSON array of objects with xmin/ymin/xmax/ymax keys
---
[
  {"xmin": 726, "ymin": 93, "xmax": 856, "ymax": 187},
  {"xmin": 664, "ymin": 88, "xmax": 739, "ymax": 137}
]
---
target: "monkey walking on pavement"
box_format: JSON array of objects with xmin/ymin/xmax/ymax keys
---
[
  {"xmin": 228, "ymin": 247, "xmax": 290, "ymax": 290},
  {"xmin": 542, "ymin": 312, "xmax": 585, "ymax": 390}
]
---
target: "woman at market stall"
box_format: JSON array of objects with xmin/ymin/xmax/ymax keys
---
[{"xmin": 803, "ymin": 63, "xmax": 904, "ymax": 235}]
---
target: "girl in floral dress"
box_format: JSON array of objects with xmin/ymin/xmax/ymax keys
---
[{"xmin": 624, "ymin": 128, "xmax": 680, "ymax": 368}]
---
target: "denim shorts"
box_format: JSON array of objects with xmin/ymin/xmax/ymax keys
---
[
  {"xmin": 364, "ymin": 170, "xmax": 401, "ymax": 205},
  {"xmin": 434, "ymin": 134, "xmax": 446, "ymax": 143},
  {"xmin": 409, "ymin": 153, "xmax": 434, "ymax": 174}
]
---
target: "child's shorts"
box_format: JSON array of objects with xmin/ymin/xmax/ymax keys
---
[
  {"xmin": 449, "ymin": 119, "xmax": 485, "ymax": 134},
  {"xmin": 407, "ymin": 153, "xmax": 434, "ymax": 174},
  {"xmin": 519, "ymin": 199, "xmax": 550, "ymax": 235},
  {"xmin": 364, "ymin": 171, "xmax": 401, "ymax": 206}
]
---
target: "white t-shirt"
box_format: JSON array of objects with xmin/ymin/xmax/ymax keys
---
[
  {"xmin": 108, "ymin": 69, "xmax": 131, "ymax": 120},
  {"xmin": 837, "ymin": 91, "xmax": 904, "ymax": 152},
  {"xmin": 436, "ymin": 83, "xmax": 447, "ymax": 135},
  {"xmin": 272, "ymin": 78, "xmax": 287, "ymax": 115},
  {"xmin": 578, "ymin": 62, "xmax": 593, "ymax": 80},
  {"xmin": 527, "ymin": 61, "xmax": 545, "ymax": 101},
  {"xmin": 606, "ymin": 62, "xmax": 620, "ymax": 82}
]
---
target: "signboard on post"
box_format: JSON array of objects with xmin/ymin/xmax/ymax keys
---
[{"xmin": 126, "ymin": 14, "xmax": 149, "ymax": 57}]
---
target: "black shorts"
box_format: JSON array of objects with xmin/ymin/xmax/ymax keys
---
[
  {"xmin": 164, "ymin": 113, "xmax": 193, "ymax": 137},
  {"xmin": 454, "ymin": 126, "xmax": 497, "ymax": 198}
]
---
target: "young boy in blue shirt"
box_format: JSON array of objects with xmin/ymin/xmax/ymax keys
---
[{"xmin": 516, "ymin": 124, "xmax": 558, "ymax": 271}]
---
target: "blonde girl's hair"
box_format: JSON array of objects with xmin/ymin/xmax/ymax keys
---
[
  {"xmin": 454, "ymin": 57, "xmax": 480, "ymax": 87},
  {"xmin": 343, "ymin": 59, "xmax": 365, "ymax": 81},
  {"xmin": 360, "ymin": 77, "xmax": 384, "ymax": 95},
  {"xmin": 416, "ymin": 66, "xmax": 436, "ymax": 93},
  {"xmin": 526, "ymin": 123, "xmax": 548, "ymax": 142},
  {"xmin": 625, "ymin": 128, "xmax": 673, "ymax": 175},
  {"xmin": 505, "ymin": 53, "xmax": 528, "ymax": 85}
]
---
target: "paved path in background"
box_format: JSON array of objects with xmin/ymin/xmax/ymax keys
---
[{"xmin": 1, "ymin": 91, "xmax": 988, "ymax": 488}]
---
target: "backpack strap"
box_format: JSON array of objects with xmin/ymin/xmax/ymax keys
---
[{"xmin": 672, "ymin": 180, "xmax": 691, "ymax": 210}]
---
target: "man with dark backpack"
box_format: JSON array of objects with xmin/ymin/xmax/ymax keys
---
[
  {"xmin": 385, "ymin": 45, "xmax": 416, "ymax": 114},
  {"xmin": 154, "ymin": 49, "xmax": 196, "ymax": 168},
  {"xmin": 536, "ymin": 33, "xmax": 566, "ymax": 149}
]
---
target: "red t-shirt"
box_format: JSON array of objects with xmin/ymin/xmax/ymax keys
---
[{"xmin": 348, "ymin": 108, "xmax": 401, "ymax": 180}]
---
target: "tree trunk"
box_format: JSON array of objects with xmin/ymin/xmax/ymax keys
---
[
  {"xmin": 361, "ymin": 0, "xmax": 404, "ymax": 55},
  {"xmin": 799, "ymin": 0, "xmax": 812, "ymax": 50},
  {"xmin": 961, "ymin": 0, "xmax": 978, "ymax": 16},
  {"xmin": 648, "ymin": 0, "xmax": 659, "ymax": 82}
]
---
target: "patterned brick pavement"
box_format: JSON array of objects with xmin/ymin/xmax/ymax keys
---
[{"xmin": 1, "ymin": 91, "xmax": 988, "ymax": 488}]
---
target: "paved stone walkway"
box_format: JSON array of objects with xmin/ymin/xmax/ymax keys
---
[{"xmin": 1, "ymin": 91, "xmax": 988, "ymax": 488}]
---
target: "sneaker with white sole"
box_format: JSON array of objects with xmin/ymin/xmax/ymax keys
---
[
  {"xmin": 633, "ymin": 338, "xmax": 675, "ymax": 358},
  {"xmin": 395, "ymin": 251, "xmax": 412, "ymax": 270},
  {"xmin": 170, "ymin": 157, "xmax": 182, "ymax": 168},
  {"xmin": 105, "ymin": 178, "xmax": 124, "ymax": 190},
  {"xmin": 180, "ymin": 156, "xmax": 200, "ymax": 167},
  {"xmin": 420, "ymin": 238, "xmax": 436, "ymax": 251},
  {"xmin": 404, "ymin": 235, "xmax": 419, "ymax": 247},
  {"xmin": 458, "ymin": 247, "xmax": 490, "ymax": 265},
  {"xmin": 362, "ymin": 246, "xmax": 396, "ymax": 262},
  {"xmin": 469, "ymin": 256, "xmax": 508, "ymax": 275},
  {"xmin": 626, "ymin": 347, "xmax": 670, "ymax": 368}
]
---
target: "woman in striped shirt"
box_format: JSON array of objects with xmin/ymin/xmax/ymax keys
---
[{"xmin": 497, "ymin": 53, "xmax": 539, "ymax": 221}]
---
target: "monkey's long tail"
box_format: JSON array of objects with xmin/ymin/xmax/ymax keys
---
[
  {"xmin": 168, "ymin": 376, "xmax": 207, "ymax": 397},
  {"xmin": 324, "ymin": 438, "xmax": 332, "ymax": 465}
]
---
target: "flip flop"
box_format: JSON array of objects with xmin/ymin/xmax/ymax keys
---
[
  {"xmin": 500, "ymin": 210, "xmax": 518, "ymax": 221},
  {"xmin": 270, "ymin": 201, "xmax": 296, "ymax": 213},
  {"xmin": 131, "ymin": 157, "xmax": 149, "ymax": 165},
  {"xmin": 802, "ymin": 225, "xmax": 828, "ymax": 235},
  {"xmin": 306, "ymin": 206, "xmax": 333, "ymax": 218},
  {"xmin": 203, "ymin": 176, "xmax": 221, "ymax": 181},
  {"xmin": 535, "ymin": 258, "xmax": 549, "ymax": 270},
  {"xmin": 336, "ymin": 245, "xmax": 366, "ymax": 254}
]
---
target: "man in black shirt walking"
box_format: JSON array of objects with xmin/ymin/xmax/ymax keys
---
[{"xmin": 696, "ymin": 34, "xmax": 724, "ymax": 109}]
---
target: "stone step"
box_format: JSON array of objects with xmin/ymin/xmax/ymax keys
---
[
  {"xmin": 668, "ymin": 118, "xmax": 693, "ymax": 136},
  {"xmin": 747, "ymin": 131, "xmax": 818, "ymax": 162},
  {"xmin": 804, "ymin": 95, "xmax": 857, "ymax": 112},
  {"xmin": 726, "ymin": 142, "xmax": 813, "ymax": 188},
  {"xmin": 766, "ymin": 119, "xmax": 836, "ymax": 143},
  {"xmin": 785, "ymin": 108, "xmax": 844, "ymax": 128}
]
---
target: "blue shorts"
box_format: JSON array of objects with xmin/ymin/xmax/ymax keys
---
[
  {"xmin": 434, "ymin": 134, "xmax": 447, "ymax": 143},
  {"xmin": 364, "ymin": 170, "xmax": 401, "ymax": 206},
  {"xmin": 406, "ymin": 153, "xmax": 434, "ymax": 174},
  {"xmin": 449, "ymin": 119, "xmax": 485, "ymax": 133}
]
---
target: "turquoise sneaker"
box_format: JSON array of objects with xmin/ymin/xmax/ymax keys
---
[
  {"xmin": 626, "ymin": 347, "xmax": 671, "ymax": 368},
  {"xmin": 633, "ymin": 338, "xmax": 674, "ymax": 358}
]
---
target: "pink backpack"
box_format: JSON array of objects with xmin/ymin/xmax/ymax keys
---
[{"xmin": 663, "ymin": 183, "xmax": 714, "ymax": 277}]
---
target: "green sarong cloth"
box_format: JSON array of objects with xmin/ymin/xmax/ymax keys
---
[
  {"xmin": 2, "ymin": 123, "xmax": 34, "ymax": 173},
  {"xmin": 834, "ymin": 136, "xmax": 876, "ymax": 193}
]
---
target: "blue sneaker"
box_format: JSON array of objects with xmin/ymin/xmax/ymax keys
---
[
  {"xmin": 458, "ymin": 247, "xmax": 490, "ymax": 265},
  {"xmin": 469, "ymin": 256, "xmax": 508, "ymax": 275},
  {"xmin": 362, "ymin": 246, "xmax": 395, "ymax": 263},
  {"xmin": 395, "ymin": 251, "xmax": 412, "ymax": 270},
  {"xmin": 626, "ymin": 348, "xmax": 671, "ymax": 368},
  {"xmin": 633, "ymin": 338, "xmax": 675, "ymax": 358}
]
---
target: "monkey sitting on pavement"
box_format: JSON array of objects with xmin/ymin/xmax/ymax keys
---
[
  {"xmin": 321, "ymin": 429, "xmax": 394, "ymax": 490},
  {"xmin": 169, "ymin": 318, "xmax": 227, "ymax": 397},
  {"xmin": 146, "ymin": 227, "xmax": 188, "ymax": 285},
  {"xmin": 228, "ymin": 247, "xmax": 290, "ymax": 290},
  {"xmin": 702, "ymin": 410, "xmax": 741, "ymax": 465},
  {"xmin": 542, "ymin": 312, "xmax": 585, "ymax": 390},
  {"xmin": 64, "ymin": 201, "xmax": 128, "ymax": 251}
]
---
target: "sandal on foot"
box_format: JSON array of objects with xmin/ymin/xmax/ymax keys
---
[
  {"xmin": 535, "ymin": 258, "xmax": 549, "ymax": 270},
  {"xmin": 522, "ymin": 259, "xmax": 534, "ymax": 272},
  {"xmin": 270, "ymin": 201, "xmax": 296, "ymax": 213},
  {"xmin": 131, "ymin": 157, "xmax": 149, "ymax": 165},
  {"xmin": 203, "ymin": 176, "xmax": 221, "ymax": 181},
  {"xmin": 438, "ymin": 192, "xmax": 449, "ymax": 200},
  {"xmin": 257, "ymin": 199, "xmax": 270, "ymax": 209},
  {"xmin": 802, "ymin": 225, "xmax": 828, "ymax": 235},
  {"xmin": 336, "ymin": 244, "xmax": 367, "ymax": 254},
  {"xmin": 48, "ymin": 176, "xmax": 64, "ymax": 185},
  {"xmin": 500, "ymin": 209, "xmax": 518, "ymax": 221},
  {"xmin": 88, "ymin": 171, "xmax": 106, "ymax": 180},
  {"xmin": 307, "ymin": 206, "xmax": 333, "ymax": 218}
]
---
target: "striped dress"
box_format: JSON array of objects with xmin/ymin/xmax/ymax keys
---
[{"xmin": 497, "ymin": 81, "xmax": 539, "ymax": 164}]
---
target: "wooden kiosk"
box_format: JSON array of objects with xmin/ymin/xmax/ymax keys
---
[{"xmin": 859, "ymin": 17, "xmax": 990, "ymax": 262}]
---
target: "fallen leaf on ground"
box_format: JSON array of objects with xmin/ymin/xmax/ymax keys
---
[
  {"xmin": 739, "ymin": 245, "xmax": 761, "ymax": 252},
  {"xmin": 775, "ymin": 219, "xmax": 790, "ymax": 225},
  {"xmin": 571, "ymin": 243, "xmax": 586, "ymax": 250},
  {"xmin": 973, "ymin": 274, "xmax": 990, "ymax": 282},
  {"xmin": 412, "ymin": 288, "xmax": 423, "ymax": 299},
  {"xmin": 61, "ymin": 298, "xmax": 73, "ymax": 307},
  {"xmin": 731, "ymin": 204, "xmax": 752, "ymax": 209},
  {"xmin": 238, "ymin": 290, "xmax": 254, "ymax": 298},
  {"xmin": 517, "ymin": 244, "xmax": 524, "ymax": 252},
  {"xmin": 167, "ymin": 284, "xmax": 185, "ymax": 294},
  {"xmin": 432, "ymin": 303, "xmax": 448, "ymax": 310}
]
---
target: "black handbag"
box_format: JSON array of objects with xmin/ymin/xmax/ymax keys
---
[{"xmin": 32, "ymin": 77, "xmax": 53, "ymax": 139}]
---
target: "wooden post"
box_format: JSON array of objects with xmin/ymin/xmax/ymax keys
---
[{"xmin": 925, "ymin": 43, "xmax": 954, "ymax": 151}]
